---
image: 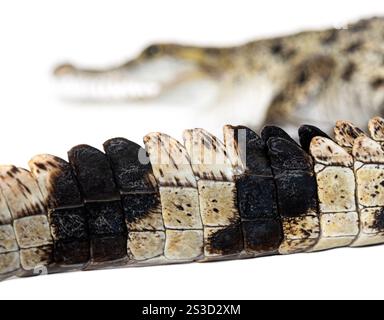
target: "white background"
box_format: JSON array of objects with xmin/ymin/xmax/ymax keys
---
[{"xmin": 0, "ymin": 0, "xmax": 383, "ymax": 300}]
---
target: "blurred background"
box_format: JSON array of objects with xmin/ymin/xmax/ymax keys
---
[{"xmin": 0, "ymin": 0, "xmax": 382, "ymax": 168}]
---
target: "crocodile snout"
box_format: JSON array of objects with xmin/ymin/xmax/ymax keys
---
[{"xmin": 53, "ymin": 63, "xmax": 77, "ymax": 77}]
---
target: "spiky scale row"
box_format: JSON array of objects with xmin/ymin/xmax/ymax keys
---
[
  {"xmin": 2, "ymin": 117, "xmax": 384, "ymax": 280},
  {"xmin": 309, "ymin": 137, "xmax": 357, "ymax": 250},
  {"xmin": 352, "ymin": 137, "xmax": 384, "ymax": 246},
  {"xmin": 225, "ymin": 125, "xmax": 282, "ymax": 256},
  {"xmin": 0, "ymin": 190, "xmax": 20, "ymax": 278},
  {"xmin": 103, "ymin": 138, "xmax": 165, "ymax": 263},
  {"xmin": 0, "ymin": 166, "xmax": 52, "ymax": 278},
  {"xmin": 183, "ymin": 129, "xmax": 242, "ymax": 259},
  {"xmin": 29, "ymin": 155, "xmax": 89, "ymax": 267},
  {"xmin": 68, "ymin": 145, "xmax": 128, "ymax": 267},
  {"xmin": 263, "ymin": 128, "xmax": 320, "ymax": 254},
  {"xmin": 144, "ymin": 133, "xmax": 203, "ymax": 262}
]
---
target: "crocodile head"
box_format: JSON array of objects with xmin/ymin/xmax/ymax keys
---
[{"xmin": 54, "ymin": 43, "xmax": 219, "ymax": 102}]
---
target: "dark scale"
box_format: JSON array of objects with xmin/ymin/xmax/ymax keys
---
[
  {"xmin": 265, "ymin": 135, "xmax": 318, "ymax": 218},
  {"xmin": 68, "ymin": 145, "xmax": 127, "ymax": 264},
  {"xmin": 261, "ymin": 125, "xmax": 297, "ymax": 146},
  {"xmin": 68, "ymin": 145, "xmax": 120, "ymax": 201},
  {"xmin": 44, "ymin": 157, "xmax": 83, "ymax": 208},
  {"xmin": 50, "ymin": 207, "xmax": 88, "ymax": 240},
  {"xmin": 298, "ymin": 125, "xmax": 331, "ymax": 153},
  {"xmin": 266, "ymin": 137, "xmax": 313, "ymax": 175},
  {"xmin": 86, "ymin": 202, "xmax": 127, "ymax": 236},
  {"xmin": 103, "ymin": 138, "xmax": 162, "ymax": 231},
  {"xmin": 104, "ymin": 138, "xmax": 164, "ymax": 261},
  {"xmin": 229, "ymin": 126, "xmax": 283, "ymax": 255},
  {"xmin": 273, "ymin": 171, "xmax": 318, "ymax": 218},
  {"xmin": 262, "ymin": 126, "xmax": 320, "ymax": 253},
  {"xmin": 54, "ymin": 240, "xmax": 89, "ymax": 266},
  {"xmin": 120, "ymin": 194, "xmax": 161, "ymax": 229},
  {"xmin": 30, "ymin": 156, "xmax": 90, "ymax": 266},
  {"xmin": 206, "ymin": 224, "xmax": 244, "ymax": 256},
  {"xmin": 103, "ymin": 138, "xmax": 156, "ymax": 193},
  {"xmin": 242, "ymin": 220, "xmax": 282, "ymax": 253},
  {"xmin": 49, "ymin": 207, "xmax": 89, "ymax": 265}
]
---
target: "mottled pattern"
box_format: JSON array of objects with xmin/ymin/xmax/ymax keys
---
[
  {"xmin": 224, "ymin": 125, "xmax": 282, "ymax": 256},
  {"xmin": 55, "ymin": 17, "xmax": 384, "ymax": 133},
  {"xmin": 183, "ymin": 129, "xmax": 234, "ymax": 181},
  {"xmin": 144, "ymin": 133, "xmax": 197, "ymax": 188},
  {"xmin": 369, "ymin": 117, "xmax": 384, "ymax": 144},
  {"xmin": 0, "ymin": 190, "xmax": 19, "ymax": 277},
  {"xmin": 334, "ymin": 121, "xmax": 367, "ymax": 150},
  {"xmin": 5, "ymin": 117, "xmax": 384, "ymax": 280},
  {"xmin": 0, "ymin": 166, "xmax": 52, "ymax": 274},
  {"xmin": 298, "ymin": 125, "xmax": 331, "ymax": 153},
  {"xmin": 184, "ymin": 129, "xmax": 242, "ymax": 259},
  {"xmin": 264, "ymin": 130, "xmax": 320, "ymax": 254},
  {"xmin": 144, "ymin": 133, "xmax": 203, "ymax": 262},
  {"xmin": 352, "ymin": 135, "xmax": 384, "ymax": 246},
  {"xmin": 68, "ymin": 145, "xmax": 120, "ymax": 201},
  {"xmin": 164, "ymin": 230, "xmax": 203, "ymax": 261},
  {"xmin": 310, "ymin": 137, "xmax": 358, "ymax": 251},
  {"xmin": 0, "ymin": 166, "xmax": 46, "ymax": 219},
  {"xmin": 29, "ymin": 155, "xmax": 83, "ymax": 208},
  {"xmin": 104, "ymin": 138, "xmax": 165, "ymax": 262},
  {"xmin": 333, "ymin": 122, "xmax": 381, "ymax": 247},
  {"xmin": 14, "ymin": 215, "xmax": 52, "ymax": 249},
  {"xmin": 127, "ymin": 231, "xmax": 165, "ymax": 261},
  {"xmin": 121, "ymin": 194, "xmax": 163, "ymax": 231},
  {"xmin": 68, "ymin": 145, "xmax": 127, "ymax": 266},
  {"xmin": 103, "ymin": 138, "xmax": 156, "ymax": 193},
  {"xmin": 29, "ymin": 155, "xmax": 90, "ymax": 266},
  {"xmin": 0, "ymin": 252, "xmax": 20, "ymax": 276}
]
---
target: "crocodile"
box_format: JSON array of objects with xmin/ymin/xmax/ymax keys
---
[
  {"xmin": 54, "ymin": 17, "xmax": 384, "ymax": 134},
  {"xmin": 1, "ymin": 116, "xmax": 384, "ymax": 281}
]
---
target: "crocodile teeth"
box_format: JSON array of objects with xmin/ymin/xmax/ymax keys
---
[{"xmin": 55, "ymin": 75, "xmax": 162, "ymax": 101}]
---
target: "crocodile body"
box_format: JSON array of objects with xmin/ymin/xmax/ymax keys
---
[
  {"xmin": 2, "ymin": 116, "xmax": 384, "ymax": 281},
  {"xmin": 54, "ymin": 17, "xmax": 384, "ymax": 134}
]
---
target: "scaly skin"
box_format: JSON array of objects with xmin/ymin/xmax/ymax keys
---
[
  {"xmin": 2, "ymin": 115, "xmax": 384, "ymax": 281},
  {"xmin": 54, "ymin": 17, "xmax": 384, "ymax": 133}
]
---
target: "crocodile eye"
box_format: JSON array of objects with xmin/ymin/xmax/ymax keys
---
[{"xmin": 144, "ymin": 45, "xmax": 161, "ymax": 57}]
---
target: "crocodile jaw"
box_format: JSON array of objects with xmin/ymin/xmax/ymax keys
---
[{"xmin": 53, "ymin": 56, "xmax": 201, "ymax": 102}]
